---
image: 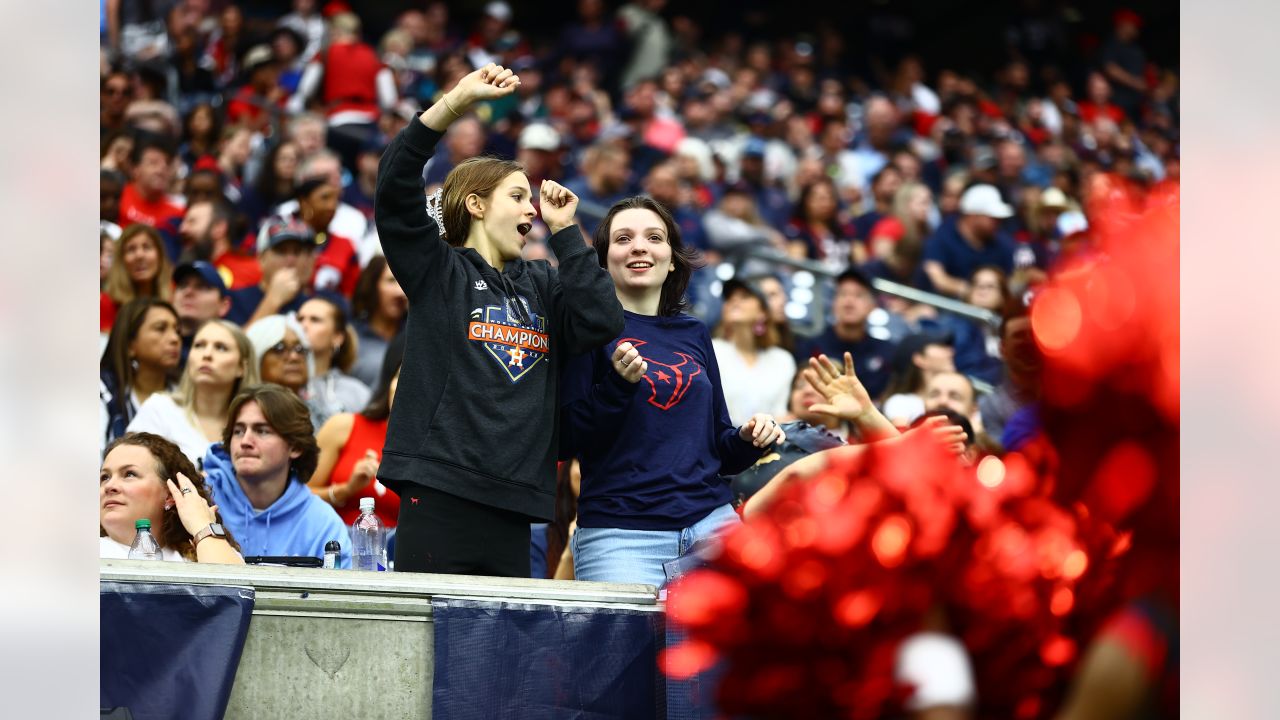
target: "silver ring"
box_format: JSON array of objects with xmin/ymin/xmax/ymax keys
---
[{"xmin": 181, "ymin": 488, "xmax": 193, "ymax": 495}]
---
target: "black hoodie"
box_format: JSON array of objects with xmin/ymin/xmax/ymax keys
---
[{"xmin": 373, "ymin": 119, "xmax": 624, "ymax": 521}]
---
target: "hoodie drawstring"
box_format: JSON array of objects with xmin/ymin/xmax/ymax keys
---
[{"xmin": 499, "ymin": 273, "xmax": 534, "ymax": 326}]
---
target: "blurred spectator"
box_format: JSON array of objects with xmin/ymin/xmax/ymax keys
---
[
  {"xmin": 794, "ymin": 268, "xmax": 896, "ymax": 399},
  {"xmin": 849, "ymin": 96, "xmax": 900, "ymax": 187},
  {"xmin": 102, "ymin": 169, "xmax": 127, "ymax": 225},
  {"xmin": 978, "ymin": 298, "xmax": 1040, "ymax": 446},
  {"xmin": 278, "ymin": 0, "xmax": 327, "ymax": 64},
  {"xmin": 119, "ymin": 134, "xmax": 184, "ymax": 229},
  {"xmin": 101, "ymin": 70, "xmax": 134, "ymax": 137},
  {"xmin": 290, "ymin": 12, "xmax": 397, "ymax": 170},
  {"xmin": 1099, "ymin": 9, "xmax": 1148, "ymax": 121},
  {"xmin": 852, "ymin": 164, "xmax": 904, "ymax": 241},
  {"xmin": 291, "ymin": 170, "xmax": 361, "ymax": 297},
  {"xmin": 177, "ymin": 104, "xmax": 221, "ymax": 168},
  {"xmin": 880, "ymin": 332, "xmax": 957, "ymax": 426},
  {"xmin": 268, "ymin": 25, "xmax": 308, "ymax": 95},
  {"xmin": 128, "ymin": 319, "xmax": 258, "ymax": 467},
  {"xmin": 204, "ymin": 4, "xmax": 251, "ymax": 88},
  {"xmin": 922, "ymin": 184, "xmax": 1017, "ymax": 297},
  {"xmin": 785, "ymin": 177, "xmax": 859, "ymax": 266},
  {"xmin": 423, "ymin": 114, "xmax": 486, "ymax": 186},
  {"xmin": 565, "ymin": 142, "xmax": 634, "ymax": 234},
  {"xmin": 101, "ymin": 298, "xmax": 182, "ymax": 451},
  {"xmin": 296, "ymin": 296, "xmax": 371, "ymax": 428},
  {"xmin": 238, "ymin": 140, "xmax": 301, "ymax": 229},
  {"xmin": 178, "ymin": 200, "xmax": 260, "ymax": 290},
  {"xmin": 735, "ymin": 137, "xmax": 792, "ymax": 229},
  {"xmin": 926, "ymin": 265, "xmax": 1008, "ymax": 386},
  {"xmin": 285, "ymin": 111, "xmax": 328, "ymax": 160},
  {"xmin": 703, "ymin": 183, "xmax": 788, "ymax": 264},
  {"xmin": 341, "ymin": 137, "xmax": 386, "ymax": 221},
  {"xmin": 617, "ymin": 0, "xmax": 673, "ymax": 90},
  {"xmin": 100, "ymin": 432, "xmax": 244, "ymax": 564},
  {"xmin": 560, "ymin": 0, "xmax": 626, "ymax": 90},
  {"xmin": 170, "ymin": 260, "xmax": 231, "ymax": 364},
  {"xmin": 712, "ymin": 279, "xmax": 797, "ymax": 426},
  {"xmin": 227, "ymin": 215, "xmax": 317, "ymax": 326},
  {"xmin": 101, "ymin": 224, "xmax": 174, "ymax": 333},
  {"xmin": 202, "ymin": 383, "xmax": 351, "ymax": 567},
  {"xmin": 225, "ymin": 45, "xmax": 285, "ymax": 133},
  {"xmin": 308, "ymin": 331, "xmax": 406, "ymax": 526},
  {"xmin": 348, "ymin": 256, "xmax": 407, "ymax": 387},
  {"xmin": 643, "ymin": 160, "xmax": 707, "ymax": 254},
  {"xmin": 1079, "ymin": 71, "xmax": 1127, "ymax": 126},
  {"xmin": 516, "ymin": 122, "xmax": 563, "ymax": 189}
]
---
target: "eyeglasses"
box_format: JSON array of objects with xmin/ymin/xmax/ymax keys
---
[{"xmin": 267, "ymin": 342, "xmax": 309, "ymax": 357}]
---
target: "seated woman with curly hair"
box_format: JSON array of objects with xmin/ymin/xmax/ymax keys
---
[{"xmin": 100, "ymin": 432, "xmax": 244, "ymax": 564}]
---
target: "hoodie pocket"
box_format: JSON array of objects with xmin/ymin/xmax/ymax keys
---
[{"xmin": 419, "ymin": 372, "xmax": 540, "ymax": 489}]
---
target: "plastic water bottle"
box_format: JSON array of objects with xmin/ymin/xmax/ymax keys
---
[
  {"xmin": 351, "ymin": 498, "xmax": 387, "ymax": 571},
  {"xmin": 323, "ymin": 541, "xmax": 340, "ymax": 569},
  {"xmin": 128, "ymin": 519, "xmax": 160, "ymax": 560}
]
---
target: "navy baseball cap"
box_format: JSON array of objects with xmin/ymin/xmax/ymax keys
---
[
  {"xmin": 257, "ymin": 215, "xmax": 316, "ymax": 254},
  {"xmin": 173, "ymin": 260, "xmax": 229, "ymax": 296}
]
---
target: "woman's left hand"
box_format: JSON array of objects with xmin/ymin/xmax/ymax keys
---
[
  {"xmin": 167, "ymin": 472, "xmax": 219, "ymax": 537},
  {"xmin": 739, "ymin": 413, "xmax": 786, "ymax": 448},
  {"xmin": 539, "ymin": 180, "xmax": 579, "ymax": 234}
]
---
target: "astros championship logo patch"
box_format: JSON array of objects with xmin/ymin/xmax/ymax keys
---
[{"xmin": 468, "ymin": 297, "xmax": 549, "ymax": 383}]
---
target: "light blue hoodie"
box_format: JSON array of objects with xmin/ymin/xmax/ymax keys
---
[{"xmin": 203, "ymin": 444, "xmax": 352, "ymax": 569}]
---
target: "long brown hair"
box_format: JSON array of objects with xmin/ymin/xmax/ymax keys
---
[
  {"xmin": 101, "ymin": 432, "xmax": 242, "ymax": 561},
  {"xmin": 100, "ymin": 298, "xmax": 181, "ymax": 416},
  {"xmin": 441, "ymin": 156, "xmax": 526, "ymax": 246},
  {"xmin": 308, "ymin": 296, "xmax": 359, "ymax": 373},
  {"xmin": 592, "ymin": 196, "xmax": 702, "ymax": 317},
  {"xmin": 104, "ymin": 223, "xmax": 174, "ymax": 305},
  {"xmin": 223, "ymin": 384, "xmax": 319, "ymax": 482}
]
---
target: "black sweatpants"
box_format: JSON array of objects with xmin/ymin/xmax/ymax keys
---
[{"xmin": 394, "ymin": 485, "xmax": 532, "ymax": 578}]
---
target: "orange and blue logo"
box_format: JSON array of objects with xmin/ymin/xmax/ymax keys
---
[{"xmin": 468, "ymin": 298, "xmax": 549, "ymax": 383}]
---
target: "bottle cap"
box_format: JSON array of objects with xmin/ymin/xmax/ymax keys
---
[
  {"xmin": 325, "ymin": 540, "xmax": 340, "ymax": 552},
  {"xmin": 359, "ymin": 497, "xmax": 375, "ymax": 512},
  {"xmin": 135, "ymin": 519, "xmax": 152, "ymax": 530}
]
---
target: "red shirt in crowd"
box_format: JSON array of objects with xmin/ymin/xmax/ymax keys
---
[
  {"xmin": 318, "ymin": 41, "xmax": 384, "ymax": 118},
  {"xmin": 1078, "ymin": 101, "xmax": 1127, "ymax": 125},
  {"xmin": 212, "ymin": 250, "xmax": 262, "ymax": 291},
  {"xmin": 327, "ymin": 414, "xmax": 398, "ymax": 526},
  {"xmin": 118, "ymin": 183, "xmax": 185, "ymax": 228},
  {"xmin": 312, "ymin": 231, "xmax": 360, "ymax": 297}
]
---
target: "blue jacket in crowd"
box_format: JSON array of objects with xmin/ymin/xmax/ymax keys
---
[{"xmin": 203, "ymin": 444, "xmax": 351, "ymax": 568}]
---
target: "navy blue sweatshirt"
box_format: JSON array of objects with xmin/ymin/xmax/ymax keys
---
[
  {"xmin": 561, "ymin": 311, "xmax": 763, "ymax": 530},
  {"xmin": 373, "ymin": 119, "xmax": 624, "ymax": 521}
]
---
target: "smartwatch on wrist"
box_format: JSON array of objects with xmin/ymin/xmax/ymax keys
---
[{"xmin": 192, "ymin": 522, "xmax": 227, "ymax": 546}]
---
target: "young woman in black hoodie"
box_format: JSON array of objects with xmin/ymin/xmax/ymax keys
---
[{"xmin": 374, "ymin": 63, "xmax": 624, "ymax": 577}]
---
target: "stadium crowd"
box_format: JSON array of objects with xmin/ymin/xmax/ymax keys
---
[{"xmin": 98, "ymin": 0, "xmax": 1177, "ymax": 716}]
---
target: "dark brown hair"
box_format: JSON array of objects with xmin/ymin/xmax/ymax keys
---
[
  {"xmin": 307, "ymin": 296, "xmax": 358, "ymax": 373},
  {"xmin": 441, "ymin": 156, "xmax": 526, "ymax": 246},
  {"xmin": 104, "ymin": 223, "xmax": 174, "ymax": 305},
  {"xmin": 101, "ymin": 432, "xmax": 242, "ymax": 561},
  {"xmin": 223, "ymin": 384, "xmax": 319, "ymax": 482},
  {"xmin": 361, "ymin": 331, "xmax": 406, "ymax": 422},
  {"xmin": 592, "ymin": 196, "xmax": 702, "ymax": 317},
  {"xmin": 100, "ymin": 298, "xmax": 181, "ymax": 420}
]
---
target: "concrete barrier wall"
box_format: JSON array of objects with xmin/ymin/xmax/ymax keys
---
[{"xmin": 100, "ymin": 560, "xmax": 661, "ymax": 719}]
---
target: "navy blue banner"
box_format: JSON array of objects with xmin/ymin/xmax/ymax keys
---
[
  {"xmin": 432, "ymin": 598, "xmax": 664, "ymax": 720},
  {"xmin": 101, "ymin": 581, "xmax": 254, "ymax": 720}
]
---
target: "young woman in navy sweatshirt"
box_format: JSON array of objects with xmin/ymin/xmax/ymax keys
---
[
  {"xmin": 560, "ymin": 197, "xmax": 786, "ymax": 588},
  {"xmin": 373, "ymin": 64, "xmax": 624, "ymax": 577}
]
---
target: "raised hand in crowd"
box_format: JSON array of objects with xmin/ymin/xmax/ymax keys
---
[
  {"xmin": 804, "ymin": 352, "xmax": 897, "ymax": 440},
  {"xmin": 421, "ymin": 63, "xmax": 521, "ymax": 132},
  {"xmin": 740, "ymin": 413, "xmax": 786, "ymax": 448},
  {"xmin": 539, "ymin": 180, "xmax": 580, "ymax": 234},
  {"xmin": 611, "ymin": 340, "xmax": 648, "ymax": 383}
]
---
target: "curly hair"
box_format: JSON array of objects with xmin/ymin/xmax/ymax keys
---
[{"xmin": 101, "ymin": 432, "xmax": 242, "ymax": 561}]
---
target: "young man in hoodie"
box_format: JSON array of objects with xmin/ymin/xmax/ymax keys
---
[
  {"xmin": 373, "ymin": 63, "xmax": 624, "ymax": 577},
  {"xmin": 202, "ymin": 383, "xmax": 351, "ymax": 568}
]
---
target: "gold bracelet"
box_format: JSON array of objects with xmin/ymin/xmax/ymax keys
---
[{"xmin": 442, "ymin": 94, "xmax": 462, "ymax": 117}]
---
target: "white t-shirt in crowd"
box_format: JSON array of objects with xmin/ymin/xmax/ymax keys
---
[
  {"xmin": 883, "ymin": 393, "xmax": 926, "ymax": 426},
  {"xmin": 126, "ymin": 393, "xmax": 215, "ymax": 469},
  {"xmin": 711, "ymin": 339, "xmax": 796, "ymax": 427},
  {"xmin": 99, "ymin": 536, "xmax": 189, "ymax": 562}
]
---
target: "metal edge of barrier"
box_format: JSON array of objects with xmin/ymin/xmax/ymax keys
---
[
  {"xmin": 737, "ymin": 245, "xmax": 1003, "ymax": 328},
  {"xmin": 100, "ymin": 559, "xmax": 660, "ymax": 608}
]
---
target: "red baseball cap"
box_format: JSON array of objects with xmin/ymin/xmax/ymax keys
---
[{"xmin": 869, "ymin": 216, "xmax": 906, "ymax": 243}]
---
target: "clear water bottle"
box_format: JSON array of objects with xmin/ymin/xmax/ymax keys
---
[
  {"xmin": 323, "ymin": 540, "xmax": 340, "ymax": 569},
  {"xmin": 128, "ymin": 519, "xmax": 160, "ymax": 560},
  {"xmin": 351, "ymin": 498, "xmax": 387, "ymax": 571}
]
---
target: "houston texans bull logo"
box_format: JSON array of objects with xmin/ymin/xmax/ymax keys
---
[
  {"xmin": 617, "ymin": 338, "xmax": 702, "ymax": 411},
  {"xmin": 468, "ymin": 296, "xmax": 549, "ymax": 383}
]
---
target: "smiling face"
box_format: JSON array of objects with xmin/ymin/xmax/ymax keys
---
[
  {"xmin": 187, "ymin": 322, "xmax": 244, "ymax": 389},
  {"xmin": 605, "ymin": 207, "xmax": 674, "ymax": 304},
  {"xmin": 100, "ymin": 443, "xmax": 169, "ymax": 544},
  {"xmin": 259, "ymin": 329, "xmax": 309, "ymax": 390},
  {"xmin": 476, "ymin": 171, "xmax": 537, "ymax": 263},
  {"xmin": 230, "ymin": 400, "xmax": 299, "ymax": 483}
]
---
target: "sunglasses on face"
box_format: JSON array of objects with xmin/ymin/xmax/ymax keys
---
[{"xmin": 267, "ymin": 342, "xmax": 309, "ymax": 357}]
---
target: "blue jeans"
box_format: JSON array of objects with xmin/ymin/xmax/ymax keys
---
[{"xmin": 571, "ymin": 504, "xmax": 740, "ymax": 589}]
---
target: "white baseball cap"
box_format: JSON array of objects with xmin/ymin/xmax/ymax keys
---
[
  {"xmin": 518, "ymin": 123, "xmax": 560, "ymax": 152},
  {"xmin": 959, "ymin": 184, "xmax": 1014, "ymax": 219}
]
